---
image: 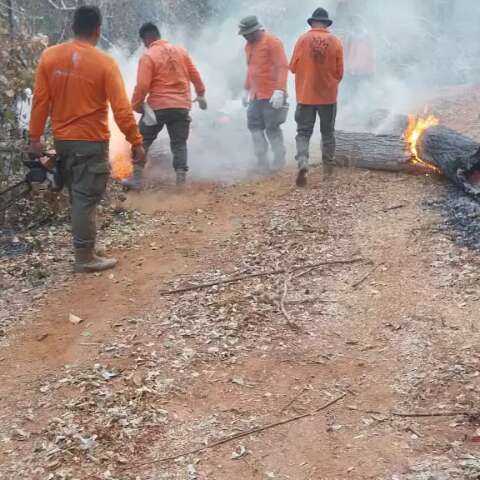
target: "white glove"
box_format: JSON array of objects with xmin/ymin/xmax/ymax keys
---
[
  {"xmin": 241, "ymin": 89, "xmax": 250, "ymax": 107},
  {"xmin": 194, "ymin": 96, "xmax": 208, "ymax": 110},
  {"xmin": 270, "ymin": 90, "xmax": 285, "ymax": 110},
  {"xmin": 143, "ymin": 103, "xmax": 157, "ymax": 126}
]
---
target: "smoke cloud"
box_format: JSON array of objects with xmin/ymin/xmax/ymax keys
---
[{"xmin": 111, "ymin": 0, "xmax": 480, "ymax": 183}]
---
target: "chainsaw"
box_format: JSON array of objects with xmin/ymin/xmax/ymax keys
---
[{"xmin": 0, "ymin": 152, "xmax": 62, "ymax": 213}]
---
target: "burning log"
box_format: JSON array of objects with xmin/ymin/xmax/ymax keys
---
[
  {"xmin": 336, "ymin": 115, "xmax": 480, "ymax": 194},
  {"xmin": 417, "ymin": 125, "xmax": 480, "ymax": 195},
  {"xmin": 335, "ymin": 131, "xmax": 433, "ymax": 175}
]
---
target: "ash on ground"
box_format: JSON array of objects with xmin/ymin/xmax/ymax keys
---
[{"xmin": 428, "ymin": 187, "xmax": 480, "ymax": 250}]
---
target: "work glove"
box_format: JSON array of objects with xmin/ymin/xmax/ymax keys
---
[
  {"xmin": 269, "ymin": 90, "xmax": 285, "ymax": 110},
  {"xmin": 132, "ymin": 144, "xmax": 146, "ymax": 165},
  {"xmin": 143, "ymin": 104, "xmax": 157, "ymax": 126},
  {"xmin": 194, "ymin": 96, "xmax": 208, "ymax": 111},
  {"xmin": 241, "ymin": 89, "xmax": 250, "ymax": 107}
]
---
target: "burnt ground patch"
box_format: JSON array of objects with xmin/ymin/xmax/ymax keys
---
[{"xmin": 428, "ymin": 186, "xmax": 480, "ymax": 250}]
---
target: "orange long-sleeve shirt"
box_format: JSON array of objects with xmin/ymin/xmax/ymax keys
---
[
  {"xmin": 290, "ymin": 28, "xmax": 344, "ymax": 105},
  {"xmin": 30, "ymin": 40, "xmax": 142, "ymax": 145},
  {"xmin": 245, "ymin": 32, "xmax": 289, "ymax": 100},
  {"xmin": 131, "ymin": 39, "xmax": 205, "ymax": 112}
]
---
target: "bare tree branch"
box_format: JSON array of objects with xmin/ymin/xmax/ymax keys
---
[{"xmin": 46, "ymin": 0, "xmax": 76, "ymax": 10}]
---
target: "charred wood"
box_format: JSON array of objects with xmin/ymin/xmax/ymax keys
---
[{"xmin": 417, "ymin": 125, "xmax": 480, "ymax": 195}]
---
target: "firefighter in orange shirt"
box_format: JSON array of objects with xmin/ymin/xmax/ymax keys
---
[
  {"xmin": 125, "ymin": 22, "xmax": 207, "ymax": 189},
  {"xmin": 344, "ymin": 15, "xmax": 376, "ymax": 108},
  {"xmin": 29, "ymin": 6, "xmax": 145, "ymax": 273},
  {"xmin": 239, "ymin": 16, "xmax": 289, "ymax": 173},
  {"xmin": 290, "ymin": 8, "xmax": 344, "ymax": 187}
]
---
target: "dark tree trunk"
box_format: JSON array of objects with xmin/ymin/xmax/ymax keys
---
[
  {"xmin": 335, "ymin": 131, "xmax": 432, "ymax": 175},
  {"xmin": 7, "ymin": 0, "xmax": 14, "ymax": 39},
  {"xmin": 417, "ymin": 125, "xmax": 480, "ymax": 194}
]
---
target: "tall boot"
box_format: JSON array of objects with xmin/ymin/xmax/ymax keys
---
[
  {"xmin": 176, "ymin": 170, "xmax": 187, "ymax": 187},
  {"xmin": 296, "ymin": 167, "xmax": 308, "ymax": 188},
  {"xmin": 272, "ymin": 154, "xmax": 286, "ymax": 172},
  {"xmin": 322, "ymin": 141, "xmax": 336, "ymax": 179},
  {"xmin": 74, "ymin": 247, "xmax": 117, "ymax": 273},
  {"xmin": 323, "ymin": 163, "xmax": 334, "ymax": 178},
  {"xmin": 121, "ymin": 164, "xmax": 144, "ymax": 191},
  {"xmin": 296, "ymin": 156, "xmax": 309, "ymax": 188},
  {"xmin": 257, "ymin": 155, "xmax": 270, "ymax": 175}
]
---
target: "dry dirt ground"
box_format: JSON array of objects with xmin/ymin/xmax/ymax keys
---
[{"xmin": 2, "ymin": 90, "xmax": 480, "ymax": 479}]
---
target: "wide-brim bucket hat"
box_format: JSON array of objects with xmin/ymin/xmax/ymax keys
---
[
  {"xmin": 308, "ymin": 7, "xmax": 333, "ymax": 27},
  {"xmin": 238, "ymin": 15, "xmax": 264, "ymax": 35}
]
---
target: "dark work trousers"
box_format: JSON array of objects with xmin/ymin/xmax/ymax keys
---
[
  {"xmin": 295, "ymin": 103, "xmax": 337, "ymax": 171},
  {"xmin": 55, "ymin": 140, "xmax": 110, "ymax": 249},
  {"xmin": 247, "ymin": 99, "xmax": 288, "ymax": 168},
  {"xmin": 140, "ymin": 108, "xmax": 191, "ymax": 172}
]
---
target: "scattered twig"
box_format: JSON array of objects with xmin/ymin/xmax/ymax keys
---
[
  {"xmin": 406, "ymin": 425, "xmax": 423, "ymax": 438},
  {"xmin": 280, "ymin": 386, "xmax": 308, "ymax": 413},
  {"xmin": 351, "ymin": 263, "xmax": 384, "ymax": 289},
  {"xmin": 123, "ymin": 393, "xmax": 347, "ymax": 471},
  {"xmin": 22, "ymin": 213, "xmax": 55, "ymax": 232},
  {"xmin": 46, "ymin": 0, "xmax": 76, "ymax": 10},
  {"xmin": 286, "ymin": 297, "xmax": 335, "ymax": 305},
  {"xmin": 380, "ymin": 204, "xmax": 407, "ymax": 213},
  {"xmin": 160, "ymin": 258, "xmax": 365, "ymax": 296},
  {"xmin": 279, "ymin": 274, "xmax": 300, "ymax": 331}
]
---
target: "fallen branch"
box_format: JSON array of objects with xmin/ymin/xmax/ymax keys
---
[
  {"xmin": 160, "ymin": 258, "xmax": 365, "ymax": 296},
  {"xmin": 124, "ymin": 393, "xmax": 347, "ymax": 471},
  {"xmin": 392, "ymin": 411, "xmax": 474, "ymax": 418},
  {"xmin": 349, "ymin": 406, "xmax": 475, "ymax": 418}
]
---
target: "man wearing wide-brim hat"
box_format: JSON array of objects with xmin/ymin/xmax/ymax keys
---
[
  {"xmin": 238, "ymin": 15, "xmax": 289, "ymax": 174},
  {"xmin": 290, "ymin": 7, "xmax": 344, "ymax": 187}
]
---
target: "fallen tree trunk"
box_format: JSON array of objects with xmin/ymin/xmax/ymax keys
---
[
  {"xmin": 417, "ymin": 125, "xmax": 480, "ymax": 195},
  {"xmin": 335, "ymin": 127, "xmax": 480, "ymax": 194},
  {"xmin": 335, "ymin": 131, "xmax": 432, "ymax": 175}
]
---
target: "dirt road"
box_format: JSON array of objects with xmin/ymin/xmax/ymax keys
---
[{"xmin": 2, "ymin": 92, "xmax": 480, "ymax": 479}]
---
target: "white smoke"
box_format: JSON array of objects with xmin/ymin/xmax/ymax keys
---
[{"xmin": 111, "ymin": 0, "xmax": 480, "ymax": 182}]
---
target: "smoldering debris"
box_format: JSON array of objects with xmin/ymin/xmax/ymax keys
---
[{"xmin": 428, "ymin": 188, "xmax": 480, "ymax": 251}]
